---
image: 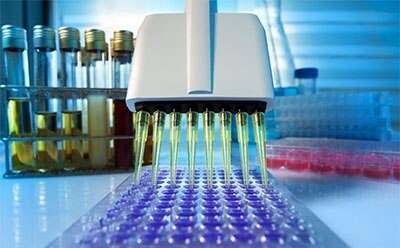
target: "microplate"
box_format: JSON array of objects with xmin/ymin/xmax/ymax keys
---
[{"xmin": 48, "ymin": 167, "xmax": 347, "ymax": 247}]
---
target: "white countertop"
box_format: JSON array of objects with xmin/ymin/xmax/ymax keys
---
[{"xmin": 1, "ymin": 142, "xmax": 399, "ymax": 248}]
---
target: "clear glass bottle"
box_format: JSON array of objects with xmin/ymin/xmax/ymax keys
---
[
  {"xmin": 111, "ymin": 30, "xmax": 134, "ymax": 169},
  {"xmin": 58, "ymin": 27, "xmax": 84, "ymax": 169},
  {"xmin": 85, "ymin": 28, "xmax": 109, "ymax": 169},
  {"xmin": 1, "ymin": 25, "xmax": 34, "ymax": 172},
  {"xmin": 255, "ymin": 0, "xmax": 295, "ymax": 88}
]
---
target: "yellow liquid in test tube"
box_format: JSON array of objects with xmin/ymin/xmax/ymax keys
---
[
  {"xmin": 62, "ymin": 110, "xmax": 83, "ymax": 170},
  {"xmin": 35, "ymin": 112, "xmax": 58, "ymax": 172},
  {"xmin": 87, "ymin": 95, "xmax": 109, "ymax": 168},
  {"xmin": 8, "ymin": 98, "xmax": 35, "ymax": 172}
]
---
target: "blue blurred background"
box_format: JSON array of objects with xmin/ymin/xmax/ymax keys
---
[{"xmin": 1, "ymin": 0, "xmax": 399, "ymax": 133}]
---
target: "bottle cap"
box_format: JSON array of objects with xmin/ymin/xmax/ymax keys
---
[
  {"xmin": 294, "ymin": 68, "xmax": 319, "ymax": 79},
  {"xmin": 33, "ymin": 25, "xmax": 56, "ymax": 50},
  {"xmin": 1, "ymin": 25, "xmax": 27, "ymax": 50},
  {"xmin": 58, "ymin": 27, "xmax": 80, "ymax": 50},
  {"xmin": 112, "ymin": 30, "xmax": 134, "ymax": 52},
  {"xmin": 84, "ymin": 28, "xmax": 105, "ymax": 51}
]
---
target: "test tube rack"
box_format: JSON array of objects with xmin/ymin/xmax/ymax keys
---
[
  {"xmin": 0, "ymin": 85, "xmax": 152, "ymax": 178},
  {"xmin": 266, "ymin": 138, "xmax": 400, "ymax": 181}
]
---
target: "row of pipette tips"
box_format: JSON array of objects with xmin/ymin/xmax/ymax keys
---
[{"xmin": 132, "ymin": 109, "xmax": 268, "ymax": 189}]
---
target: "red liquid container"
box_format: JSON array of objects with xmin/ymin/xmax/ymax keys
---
[
  {"xmin": 392, "ymin": 156, "xmax": 400, "ymax": 180},
  {"xmin": 267, "ymin": 157, "xmax": 287, "ymax": 169},
  {"xmin": 363, "ymin": 154, "xmax": 391, "ymax": 179},
  {"xmin": 266, "ymin": 148, "xmax": 287, "ymax": 169},
  {"xmin": 334, "ymin": 152, "xmax": 361, "ymax": 176},
  {"xmin": 285, "ymin": 150, "xmax": 309, "ymax": 171},
  {"xmin": 113, "ymin": 100, "xmax": 133, "ymax": 169},
  {"xmin": 310, "ymin": 151, "xmax": 334, "ymax": 173}
]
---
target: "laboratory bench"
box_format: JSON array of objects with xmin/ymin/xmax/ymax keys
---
[{"xmin": 0, "ymin": 142, "xmax": 399, "ymax": 248}]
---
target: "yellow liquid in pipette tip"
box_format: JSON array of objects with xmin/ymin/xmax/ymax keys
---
[
  {"xmin": 140, "ymin": 109, "xmax": 266, "ymax": 189},
  {"xmin": 252, "ymin": 111, "xmax": 268, "ymax": 188},
  {"xmin": 235, "ymin": 111, "xmax": 250, "ymax": 186},
  {"xmin": 169, "ymin": 111, "xmax": 182, "ymax": 186},
  {"xmin": 133, "ymin": 111, "xmax": 150, "ymax": 185},
  {"xmin": 219, "ymin": 110, "xmax": 232, "ymax": 187},
  {"xmin": 203, "ymin": 110, "xmax": 216, "ymax": 188},
  {"xmin": 186, "ymin": 111, "xmax": 199, "ymax": 187},
  {"xmin": 151, "ymin": 111, "xmax": 166, "ymax": 187}
]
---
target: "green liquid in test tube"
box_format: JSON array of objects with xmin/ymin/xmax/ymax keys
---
[
  {"xmin": 236, "ymin": 112, "xmax": 250, "ymax": 186},
  {"xmin": 219, "ymin": 111, "xmax": 232, "ymax": 187},
  {"xmin": 186, "ymin": 111, "xmax": 198, "ymax": 187},
  {"xmin": 203, "ymin": 110, "xmax": 216, "ymax": 188},
  {"xmin": 252, "ymin": 112, "xmax": 268, "ymax": 188},
  {"xmin": 133, "ymin": 111, "xmax": 150, "ymax": 185},
  {"xmin": 151, "ymin": 111, "xmax": 166, "ymax": 187},
  {"xmin": 170, "ymin": 111, "xmax": 182, "ymax": 186}
]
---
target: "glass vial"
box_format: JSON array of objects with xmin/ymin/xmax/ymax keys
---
[
  {"xmin": 111, "ymin": 30, "xmax": 134, "ymax": 169},
  {"xmin": 85, "ymin": 28, "xmax": 109, "ymax": 169},
  {"xmin": 2, "ymin": 25, "xmax": 34, "ymax": 172},
  {"xmin": 295, "ymin": 68, "xmax": 319, "ymax": 95}
]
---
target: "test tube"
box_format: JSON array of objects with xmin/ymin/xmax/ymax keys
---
[
  {"xmin": 85, "ymin": 29, "xmax": 109, "ymax": 169},
  {"xmin": 2, "ymin": 25, "xmax": 30, "ymax": 88},
  {"xmin": 80, "ymin": 47, "xmax": 89, "ymax": 159},
  {"xmin": 32, "ymin": 25, "xmax": 57, "ymax": 112},
  {"xmin": 236, "ymin": 111, "xmax": 250, "ymax": 186},
  {"xmin": 133, "ymin": 111, "xmax": 150, "ymax": 185},
  {"xmin": 186, "ymin": 111, "xmax": 198, "ymax": 186},
  {"xmin": 62, "ymin": 110, "xmax": 83, "ymax": 170},
  {"xmin": 58, "ymin": 27, "xmax": 84, "ymax": 170},
  {"xmin": 219, "ymin": 110, "xmax": 232, "ymax": 187},
  {"xmin": 170, "ymin": 111, "xmax": 182, "ymax": 186},
  {"xmin": 35, "ymin": 112, "xmax": 58, "ymax": 172},
  {"xmin": 2, "ymin": 25, "xmax": 34, "ymax": 172},
  {"xmin": 151, "ymin": 111, "xmax": 166, "ymax": 186},
  {"xmin": 7, "ymin": 98, "xmax": 35, "ymax": 172},
  {"xmin": 252, "ymin": 112, "xmax": 268, "ymax": 188},
  {"xmin": 111, "ymin": 30, "xmax": 134, "ymax": 169},
  {"xmin": 203, "ymin": 110, "xmax": 216, "ymax": 188},
  {"xmin": 58, "ymin": 27, "xmax": 82, "ymax": 108}
]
